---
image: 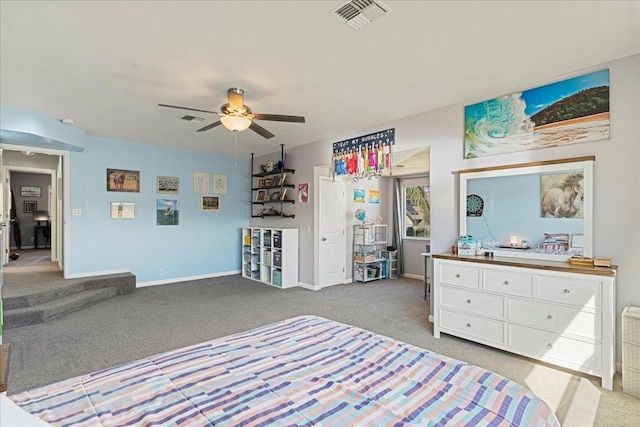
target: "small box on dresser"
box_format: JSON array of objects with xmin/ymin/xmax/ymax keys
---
[{"xmin": 623, "ymin": 306, "xmax": 640, "ymax": 397}]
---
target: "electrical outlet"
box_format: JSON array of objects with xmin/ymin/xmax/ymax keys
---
[
  {"xmin": 159, "ymin": 268, "xmax": 165, "ymax": 275},
  {"xmin": 72, "ymin": 209, "xmax": 81, "ymax": 216},
  {"xmin": 307, "ymin": 226, "xmax": 312, "ymax": 234}
]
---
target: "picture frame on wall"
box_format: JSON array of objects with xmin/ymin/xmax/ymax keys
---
[
  {"xmin": 107, "ymin": 169, "xmax": 140, "ymax": 192},
  {"xmin": 201, "ymin": 195, "xmax": 220, "ymax": 211},
  {"xmin": 20, "ymin": 186, "xmax": 41, "ymax": 197},
  {"xmin": 193, "ymin": 172, "xmax": 209, "ymax": 193},
  {"xmin": 157, "ymin": 176, "xmax": 180, "ymax": 194},
  {"xmin": 110, "ymin": 202, "xmax": 136, "ymax": 219},
  {"xmin": 24, "ymin": 200, "xmax": 37, "ymax": 213},
  {"xmin": 157, "ymin": 199, "xmax": 179, "ymax": 225},
  {"xmin": 212, "ymin": 174, "xmax": 227, "ymax": 194}
]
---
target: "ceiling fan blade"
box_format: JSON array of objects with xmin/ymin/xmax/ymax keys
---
[
  {"xmin": 249, "ymin": 121, "xmax": 275, "ymax": 139},
  {"xmin": 227, "ymin": 88, "xmax": 244, "ymax": 112},
  {"xmin": 196, "ymin": 121, "xmax": 223, "ymax": 132},
  {"xmin": 159, "ymin": 103, "xmax": 219, "ymax": 114},
  {"xmin": 251, "ymin": 113, "xmax": 306, "ymax": 123}
]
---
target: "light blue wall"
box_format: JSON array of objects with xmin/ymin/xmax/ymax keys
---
[
  {"xmin": 69, "ymin": 136, "xmax": 250, "ymax": 283},
  {"xmin": 467, "ymin": 172, "xmax": 583, "ymax": 247}
]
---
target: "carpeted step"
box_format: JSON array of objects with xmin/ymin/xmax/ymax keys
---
[
  {"xmin": 3, "ymin": 272, "xmax": 136, "ymax": 310},
  {"xmin": 3, "ymin": 287, "xmax": 119, "ymax": 329}
]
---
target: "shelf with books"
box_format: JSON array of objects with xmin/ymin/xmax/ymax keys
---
[{"xmin": 250, "ymin": 145, "xmax": 296, "ymax": 219}]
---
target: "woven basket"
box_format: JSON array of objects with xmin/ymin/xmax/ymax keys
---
[
  {"xmin": 623, "ymin": 366, "xmax": 640, "ymax": 398},
  {"xmin": 623, "ymin": 306, "xmax": 640, "ymax": 343},
  {"xmin": 623, "ymin": 341, "xmax": 640, "ymax": 371}
]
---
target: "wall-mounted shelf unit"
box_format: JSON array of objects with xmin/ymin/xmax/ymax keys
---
[
  {"xmin": 242, "ymin": 227, "xmax": 299, "ymax": 288},
  {"xmin": 250, "ymin": 144, "xmax": 295, "ymax": 219}
]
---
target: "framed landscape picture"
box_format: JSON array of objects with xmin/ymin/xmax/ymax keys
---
[
  {"xmin": 464, "ymin": 69, "xmax": 610, "ymax": 158},
  {"xmin": 107, "ymin": 169, "xmax": 140, "ymax": 192},
  {"xmin": 21, "ymin": 186, "xmax": 41, "ymax": 197},
  {"xmin": 201, "ymin": 195, "xmax": 220, "ymax": 211}
]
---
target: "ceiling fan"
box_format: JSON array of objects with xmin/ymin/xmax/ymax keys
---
[{"xmin": 159, "ymin": 88, "xmax": 305, "ymax": 139}]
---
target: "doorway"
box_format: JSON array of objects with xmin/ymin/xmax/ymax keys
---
[{"xmin": 1, "ymin": 148, "xmax": 63, "ymax": 275}]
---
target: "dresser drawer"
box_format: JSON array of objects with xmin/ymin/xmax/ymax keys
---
[
  {"xmin": 538, "ymin": 275, "xmax": 601, "ymax": 309},
  {"xmin": 440, "ymin": 309, "xmax": 505, "ymax": 345},
  {"xmin": 439, "ymin": 263, "xmax": 480, "ymax": 289},
  {"xmin": 440, "ymin": 286, "xmax": 505, "ymax": 319},
  {"xmin": 509, "ymin": 299, "xmax": 601, "ymax": 340},
  {"xmin": 484, "ymin": 268, "xmax": 533, "ymax": 298},
  {"xmin": 509, "ymin": 324, "xmax": 601, "ymax": 374}
]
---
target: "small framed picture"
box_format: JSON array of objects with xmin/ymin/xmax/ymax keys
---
[
  {"xmin": 107, "ymin": 169, "xmax": 140, "ymax": 192},
  {"xmin": 110, "ymin": 202, "xmax": 136, "ymax": 219},
  {"xmin": 201, "ymin": 195, "xmax": 220, "ymax": 211},
  {"xmin": 257, "ymin": 178, "xmax": 266, "ymax": 188},
  {"xmin": 256, "ymin": 189, "xmax": 267, "ymax": 202},
  {"xmin": 157, "ymin": 176, "xmax": 179, "ymax": 194},
  {"xmin": 193, "ymin": 172, "xmax": 210, "ymax": 193},
  {"xmin": 213, "ymin": 174, "xmax": 227, "ymax": 194},
  {"xmin": 21, "ymin": 186, "xmax": 41, "ymax": 197},
  {"xmin": 24, "ymin": 200, "xmax": 37, "ymax": 213},
  {"xmin": 270, "ymin": 191, "xmax": 281, "ymax": 201},
  {"xmin": 263, "ymin": 178, "xmax": 273, "ymax": 188}
]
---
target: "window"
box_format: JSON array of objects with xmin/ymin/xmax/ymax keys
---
[{"xmin": 403, "ymin": 181, "xmax": 430, "ymax": 239}]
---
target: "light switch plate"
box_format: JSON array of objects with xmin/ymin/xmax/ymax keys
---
[{"xmin": 72, "ymin": 209, "xmax": 81, "ymax": 216}]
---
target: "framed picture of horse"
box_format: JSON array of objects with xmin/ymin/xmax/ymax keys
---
[{"xmin": 107, "ymin": 169, "xmax": 140, "ymax": 192}]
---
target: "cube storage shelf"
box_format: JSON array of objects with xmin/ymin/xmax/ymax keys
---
[
  {"xmin": 242, "ymin": 227, "xmax": 299, "ymax": 288},
  {"xmin": 352, "ymin": 224, "xmax": 387, "ymax": 283}
]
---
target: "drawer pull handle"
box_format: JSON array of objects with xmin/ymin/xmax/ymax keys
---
[
  {"xmin": 563, "ymin": 288, "xmax": 571, "ymax": 294},
  {"xmin": 547, "ymin": 314, "xmax": 553, "ymax": 320},
  {"xmin": 466, "ymin": 299, "xmax": 472, "ymax": 304},
  {"xmin": 547, "ymin": 343, "xmax": 553, "ymax": 349},
  {"xmin": 466, "ymin": 323, "xmax": 471, "ymax": 328},
  {"xmin": 504, "ymin": 280, "xmax": 510, "ymax": 285},
  {"xmin": 455, "ymin": 274, "xmax": 461, "ymax": 278}
]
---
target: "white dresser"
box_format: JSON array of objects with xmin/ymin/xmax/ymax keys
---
[{"xmin": 433, "ymin": 254, "xmax": 617, "ymax": 390}]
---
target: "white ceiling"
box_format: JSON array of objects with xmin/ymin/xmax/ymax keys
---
[{"xmin": 1, "ymin": 1, "xmax": 638, "ymax": 158}]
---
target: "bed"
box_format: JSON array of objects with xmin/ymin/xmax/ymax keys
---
[{"xmin": 11, "ymin": 316, "xmax": 559, "ymax": 426}]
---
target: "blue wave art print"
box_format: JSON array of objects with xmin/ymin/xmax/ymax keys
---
[{"xmin": 464, "ymin": 69, "xmax": 609, "ymax": 158}]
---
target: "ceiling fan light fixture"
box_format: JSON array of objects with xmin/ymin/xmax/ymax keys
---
[{"xmin": 220, "ymin": 115, "xmax": 251, "ymax": 132}]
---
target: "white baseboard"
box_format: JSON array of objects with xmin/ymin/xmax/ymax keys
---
[
  {"xmin": 137, "ymin": 270, "xmax": 240, "ymax": 288},
  {"xmin": 297, "ymin": 282, "xmax": 320, "ymax": 291},
  {"xmin": 66, "ymin": 268, "xmax": 131, "ymax": 279},
  {"xmin": 402, "ymin": 273, "xmax": 423, "ymax": 281}
]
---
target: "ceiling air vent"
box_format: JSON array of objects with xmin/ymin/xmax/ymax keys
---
[
  {"xmin": 180, "ymin": 115, "xmax": 205, "ymax": 123},
  {"xmin": 330, "ymin": 0, "xmax": 391, "ymax": 31}
]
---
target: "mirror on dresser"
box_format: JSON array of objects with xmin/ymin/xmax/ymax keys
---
[{"xmin": 459, "ymin": 156, "xmax": 594, "ymax": 261}]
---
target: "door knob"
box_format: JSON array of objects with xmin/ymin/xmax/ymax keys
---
[{"xmin": 322, "ymin": 237, "xmax": 327, "ymax": 241}]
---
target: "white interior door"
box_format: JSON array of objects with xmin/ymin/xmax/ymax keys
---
[{"xmin": 318, "ymin": 176, "xmax": 346, "ymax": 287}]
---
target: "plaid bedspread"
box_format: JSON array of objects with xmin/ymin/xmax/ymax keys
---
[{"xmin": 11, "ymin": 316, "xmax": 559, "ymax": 426}]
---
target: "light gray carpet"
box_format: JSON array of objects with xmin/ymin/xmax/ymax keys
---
[{"xmin": 4, "ymin": 275, "xmax": 640, "ymax": 426}]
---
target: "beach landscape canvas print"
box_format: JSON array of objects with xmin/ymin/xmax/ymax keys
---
[{"xmin": 464, "ymin": 69, "xmax": 609, "ymax": 158}]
